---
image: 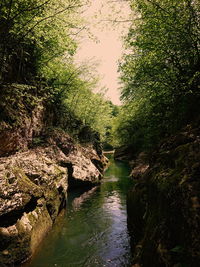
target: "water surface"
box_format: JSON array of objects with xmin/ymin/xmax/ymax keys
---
[{"xmin": 25, "ymin": 155, "xmax": 132, "ymax": 267}]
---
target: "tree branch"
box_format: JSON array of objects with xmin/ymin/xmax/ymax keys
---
[{"xmin": 19, "ymin": 3, "xmax": 83, "ymax": 41}]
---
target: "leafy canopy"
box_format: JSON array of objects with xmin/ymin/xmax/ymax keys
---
[{"xmin": 113, "ymin": 0, "xmax": 200, "ymax": 150}]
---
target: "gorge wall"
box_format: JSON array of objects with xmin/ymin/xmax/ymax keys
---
[
  {"xmin": 0, "ymin": 84, "xmax": 107, "ymax": 266},
  {"xmin": 126, "ymin": 124, "xmax": 200, "ymax": 267}
]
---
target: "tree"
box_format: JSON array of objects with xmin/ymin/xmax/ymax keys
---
[
  {"xmin": 0, "ymin": 0, "xmax": 85, "ymax": 83},
  {"xmin": 114, "ymin": 0, "xmax": 200, "ymax": 151},
  {"xmin": 0, "ymin": 0, "xmax": 120, "ymax": 143}
]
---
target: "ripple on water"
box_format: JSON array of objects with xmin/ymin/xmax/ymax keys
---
[{"xmin": 24, "ymin": 157, "xmax": 132, "ymax": 267}]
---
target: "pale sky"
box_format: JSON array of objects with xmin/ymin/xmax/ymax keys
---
[{"xmin": 75, "ymin": 0, "xmax": 131, "ymax": 105}]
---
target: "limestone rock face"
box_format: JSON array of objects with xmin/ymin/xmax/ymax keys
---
[
  {"xmin": 127, "ymin": 125, "xmax": 200, "ymax": 267},
  {"xmin": 0, "ymin": 104, "xmax": 45, "ymax": 157},
  {"xmin": 114, "ymin": 145, "xmax": 134, "ymax": 161},
  {"xmin": 45, "ymin": 129, "xmax": 104, "ymax": 189},
  {"xmin": 130, "ymin": 152, "xmax": 149, "ymax": 180},
  {"xmin": 0, "ymin": 149, "xmax": 67, "ymax": 266},
  {"xmin": 0, "ymin": 128, "xmax": 106, "ymax": 266},
  {"xmin": 0, "ymin": 84, "xmax": 106, "ymax": 266},
  {"xmin": 0, "ymin": 84, "xmax": 46, "ymax": 157}
]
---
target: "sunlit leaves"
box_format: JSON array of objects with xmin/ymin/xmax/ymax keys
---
[
  {"xmin": 114, "ymin": 0, "xmax": 200, "ymax": 151},
  {"xmin": 0, "ymin": 0, "xmax": 86, "ymax": 82}
]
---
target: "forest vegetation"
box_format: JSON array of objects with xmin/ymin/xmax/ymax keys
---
[
  {"xmin": 0, "ymin": 0, "xmax": 115, "ymax": 143},
  {"xmin": 0, "ymin": 0, "xmax": 199, "ymax": 150},
  {"xmin": 112, "ymin": 0, "xmax": 200, "ymax": 152}
]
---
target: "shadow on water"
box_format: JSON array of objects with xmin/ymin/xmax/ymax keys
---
[{"xmin": 23, "ymin": 154, "xmax": 133, "ymax": 267}]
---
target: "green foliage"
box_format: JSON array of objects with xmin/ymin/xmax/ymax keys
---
[
  {"xmin": 0, "ymin": 0, "xmax": 114, "ymax": 142},
  {"xmin": 114, "ymin": 0, "xmax": 200, "ymax": 151},
  {"xmin": 0, "ymin": 0, "xmax": 83, "ymax": 83},
  {"xmin": 0, "ymin": 83, "xmax": 47, "ymax": 130},
  {"xmin": 48, "ymin": 62, "xmax": 114, "ymax": 139}
]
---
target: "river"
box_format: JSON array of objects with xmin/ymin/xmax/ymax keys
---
[{"xmin": 24, "ymin": 154, "xmax": 133, "ymax": 267}]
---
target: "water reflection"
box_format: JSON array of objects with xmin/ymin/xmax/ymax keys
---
[
  {"xmin": 101, "ymin": 191, "xmax": 130, "ymax": 267},
  {"xmin": 24, "ymin": 156, "xmax": 132, "ymax": 267},
  {"xmin": 72, "ymin": 186, "xmax": 98, "ymax": 211}
]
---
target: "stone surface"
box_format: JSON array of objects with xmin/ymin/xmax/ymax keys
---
[
  {"xmin": 0, "ymin": 84, "xmax": 107, "ymax": 266},
  {"xmin": 0, "ymin": 148, "xmax": 67, "ymax": 266},
  {"xmin": 127, "ymin": 125, "xmax": 200, "ymax": 267},
  {"xmin": 130, "ymin": 152, "xmax": 149, "ymax": 180},
  {"xmin": 45, "ymin": 129, "xmax": 106, "ymax": 188},
  {"xmin": 0, "ymin": 128, "xmax": 106, "ymax": 266},
  {"xmin": 0, "ymin": 84, "xmax": 46, "ymax": 157},
  {"xmin": 114, "ymin": 145, "xmax": 134, "ymax": 161}
]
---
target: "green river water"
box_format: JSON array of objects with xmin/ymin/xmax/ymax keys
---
[{"xmin": 25, "ymin": 155, "xmax": 133, "ymax": 267}]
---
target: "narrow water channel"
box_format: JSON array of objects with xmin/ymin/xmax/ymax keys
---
[{"xmin": 25, "ymin": 155, "xmax": 132, "ymax": 267}]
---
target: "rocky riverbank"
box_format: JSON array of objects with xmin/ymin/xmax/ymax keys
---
[
  {"xmin": 125, "ymin": 124, "xmax": 200, "ymax": 266},
  {"xmin": 0, "ymin": 84, "xmax": 107, "ymax": 266},
  {"xmin": 0, "ymin": 129, "xmax": 107, "ymax": 266}
]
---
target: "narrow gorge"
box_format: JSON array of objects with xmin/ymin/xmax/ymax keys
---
[{"xmin": 0, "ymin": 0, "xmax": 200, "ymax": 266}]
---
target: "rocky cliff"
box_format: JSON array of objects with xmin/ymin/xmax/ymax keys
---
[
  {"xmin": 0, "ymin": 84, "xmax": 107, "ymax": 266},
  {"xmin": 127, "ymin": 124, "xmax": 200, "ymax": 267}
]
